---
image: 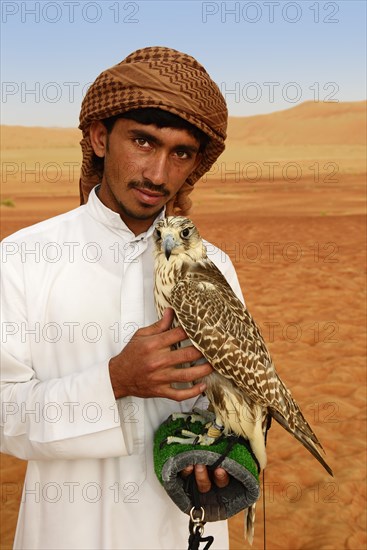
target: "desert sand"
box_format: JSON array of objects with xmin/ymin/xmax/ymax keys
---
[{"xmin": 1, "ymin": 101, "xmax": 366, "ymax": 549}]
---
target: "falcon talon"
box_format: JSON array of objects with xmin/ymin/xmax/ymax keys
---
[
  {"xmin": 166, "ymin": 435, "xmax": 197, "ymax": 445},
  {"xmin": 164, "ymin": 428, "xmax": 204, "ymax": 446},
  {"xmin": 200, "ymin": 435, "xmax": 217, "ymax": 446},
  {"xmin": 171, "ymin": 412, "xmax": 207, "ymax": 424},
  {"xmin": 183, "ymin": 420, "xmax": 192, "ymax": 431},
  {"xmin": 181, "ymin": 429, "xmax": 198, "ymax": 438}
]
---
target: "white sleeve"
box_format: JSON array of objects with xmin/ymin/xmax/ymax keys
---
[
  {"xmin": 0, "ymin": 247, "xmax": 127, "ymax": 461},
  {"xmin": 205, "ymin": 243, "xmax": 245, "ymax": 305}
]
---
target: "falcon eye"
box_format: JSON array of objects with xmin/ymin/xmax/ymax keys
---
[
  {"xmin": 180, "ymin": 228, "xmax": 191, "ymax": 239},
  {"xmin": 155, "ymin": 229, "xmax": 161, "ymax": 239}
]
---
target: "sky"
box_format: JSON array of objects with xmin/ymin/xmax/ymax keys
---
[{"xmin": 1, "ymin": 0, "xmax": 366, "ymax": 126}]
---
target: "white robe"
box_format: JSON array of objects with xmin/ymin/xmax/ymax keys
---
[{"xmin": 1, "ymin": 187, "xmax": 244, "ymax": 550}]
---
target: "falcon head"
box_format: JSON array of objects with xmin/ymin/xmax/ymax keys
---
[{"xmin": 154, "ymin": 217, "xmax": 206, "ymax": 262}]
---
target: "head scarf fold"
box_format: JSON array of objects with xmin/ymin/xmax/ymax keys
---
[{"xmin": 79, "ymin": 46, "xmax": 228, "ymax": 214}]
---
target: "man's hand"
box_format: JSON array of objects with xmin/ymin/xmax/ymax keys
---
[
  {"xmin": 109, "ymin": 309, "xmax": 213, "ymax": 400},
  {"xmin": 181, "ymin": 464, "xmax": 230, "ymax": 492}
]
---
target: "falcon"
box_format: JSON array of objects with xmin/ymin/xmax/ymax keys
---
[
  {"xmin": 153, "ymin": 216, "xmax": 333, "ymax": 472},
  {"xmin": 153, "ymin": 217, "xmax": 333, "ymax": 542},
  {"xmin": 154, "ymin": 216, "xmax": 333, "ymax": 475}
]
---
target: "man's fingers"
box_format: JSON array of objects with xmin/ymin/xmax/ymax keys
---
[
  {"xmin": 180, "ymin": 465, "xmax": 230, "ymax": 492},
  {"xmin": 164, "ymin": 382, "xmax": 207, "ymax": 402},
  {"xmin": 169, "ymin": 346, "xmax": 211, "ymax": 368},
  {"xmin": 167, "ymin": 362, "xmax": 213, "ymax": 384},
  {"xmin": 139, "ymin": 314, "xmax": 188, "ymax": 346},
  {"xmin": 213, "ymin": 468, "xmax": 229, "ymax": 488},
  {"xmin": 140, "ymin": 308, "xmax": 175, "ymax": 336},
  {"xmin": 180, "ymin": 465, "xmax": 194, "ymax": 479},
  {"xmin": 195, "ymin": 464, "xmax": 211, "ymax": 493}
]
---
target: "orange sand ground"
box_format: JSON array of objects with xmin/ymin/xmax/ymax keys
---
[{"xmin": 1, "ymin": 101, "xmax": 366, "ymax": 549}]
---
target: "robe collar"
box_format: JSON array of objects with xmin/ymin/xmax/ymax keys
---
[{"xmin": 85, "ymin": 185, "xmax": 166, "ymax": 242}]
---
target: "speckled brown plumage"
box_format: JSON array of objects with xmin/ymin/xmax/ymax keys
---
[{"xmin": 153, "ymin": 216, "xmax": 333, "ymax": 477}]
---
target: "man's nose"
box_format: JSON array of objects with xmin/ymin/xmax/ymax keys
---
[{"xmin": 142, "ymin": 152, "xmax": 169, "ymax": 186}]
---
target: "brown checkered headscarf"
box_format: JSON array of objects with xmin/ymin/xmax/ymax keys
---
[{"xmin": 79, "ymin": 46, "xmax": 227, "ymax": 214}]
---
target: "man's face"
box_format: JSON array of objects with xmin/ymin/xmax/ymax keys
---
[{"xmin": 91, "ymin": 118, "xmax": 202, "ymax": 234}]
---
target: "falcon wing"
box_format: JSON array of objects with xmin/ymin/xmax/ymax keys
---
[
  {"xmin": 170, "ymin": 259, "xmax": 278, "ymax": 408},
  {"xmin": 170, "ymin": 259, "xmax": 322, "ymax": 448}
]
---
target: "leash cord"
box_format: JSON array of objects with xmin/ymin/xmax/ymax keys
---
[{"xmin": 263, "ymin": 469, "xmax": 266, "ymax": 550}]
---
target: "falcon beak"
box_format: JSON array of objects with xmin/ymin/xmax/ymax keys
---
[{"xmin": 162, "ymin": 234, "xmax": 176, "ymax": 260}]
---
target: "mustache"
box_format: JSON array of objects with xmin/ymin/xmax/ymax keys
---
[{"xmin": 128, "ymin": 180, "xmax": 170, "ymax": 197}]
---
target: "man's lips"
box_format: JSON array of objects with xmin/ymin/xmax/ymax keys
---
[{"xmin": 132, "ymin": 187, "xmax": 166, "ymax": 206}]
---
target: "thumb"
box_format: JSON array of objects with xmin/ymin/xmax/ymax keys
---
[{"xmin": 142, "ymin": 308, "xmax": 174, "ymax": 336}]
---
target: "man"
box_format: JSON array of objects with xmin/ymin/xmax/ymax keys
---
[{"xmin": 1, "ymin": 47, "xmax": 244, "ymax": 549}]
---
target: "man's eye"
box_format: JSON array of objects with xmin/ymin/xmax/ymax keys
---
[
  {"xmin": 176, "ymin": 151, "xmax": 189, "ymax": 159},
  {"xmin": 135, "ymin": 138, "xmax": 149, "ymax": 147}
]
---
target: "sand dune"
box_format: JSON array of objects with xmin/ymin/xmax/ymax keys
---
[
  {"xmin": 0, "ymin": 101, "xmax": 366, "ymax": 549},
  {"xmin": 2, "ymin": 100, "xmax": 365, "ymax": 150},
  {"xmin": 227, "ymin": 100, "xmax": 366, "ymax": 146}
]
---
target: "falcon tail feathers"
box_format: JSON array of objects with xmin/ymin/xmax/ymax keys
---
[
  {"xmin": 244, "ymin": 503, "xmax": 256, "ymax": 545},
  {"xmin": 271, "ymin": 409, "xmax": 334, "ymax": 477}
]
